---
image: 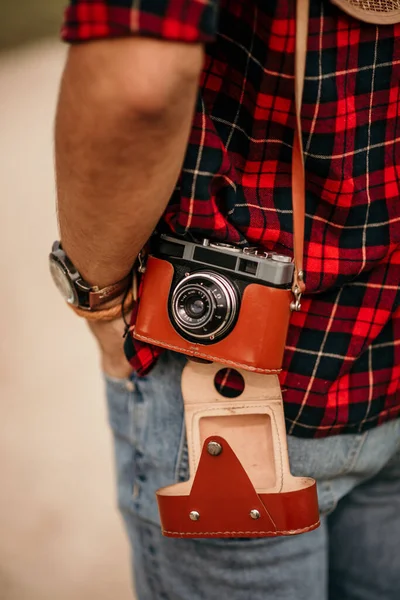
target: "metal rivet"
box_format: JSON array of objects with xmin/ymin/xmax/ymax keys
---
[
  {"xmin": 132, "ymin": 482, "xmax": 140, "ymax": 500},
  {"xmin": 207, "ymin": 441, "xmax": 223, "ymax": 456},
  {"xmin": 125, "ymin": 380, "xmax": 136, "ymax": 392},
  {"xmin": 189, "ymin": 511, "xmax": 200, "ymax": 521},
  {"xmin": 250, "ymin": 509, "xmax": 261, "ymax": 520}
]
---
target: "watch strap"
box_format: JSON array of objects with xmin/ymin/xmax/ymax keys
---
[
  {"xmin": 71, "ymin": 289, "xmax": 133, "ymax": 320},
  {"xmin": 86, "ymin": 272, "xmax": 132, "ymax": 310}
]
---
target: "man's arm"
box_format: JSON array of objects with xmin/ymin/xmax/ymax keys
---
[
  {"xmin": 55, "ymin": 37, "xmax": 203, "ymax": 288},
  {"xmin": 55, "ymin": 37, "xmax": 203, "ymax": 377}
]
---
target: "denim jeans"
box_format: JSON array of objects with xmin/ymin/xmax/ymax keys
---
[{"xmin": 104, "ymin": 351, "xmax": 400, "ymax": 600}]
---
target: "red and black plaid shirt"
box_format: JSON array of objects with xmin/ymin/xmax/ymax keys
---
[{"xmin": 63, "ymin": 0, "xmax": 400, "ymax": 438}]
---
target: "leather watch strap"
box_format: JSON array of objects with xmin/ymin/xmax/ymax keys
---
[
  {"xmin": 87, "ymin": 272, "xmax": 132, "ymax": 309},
  {"xmin": 72, "ymin": 289, "xmax": 134, "ymax": 319},
  {"xmin": 291, "ymin": 0, "xmax": 310, "ymax": 297}
]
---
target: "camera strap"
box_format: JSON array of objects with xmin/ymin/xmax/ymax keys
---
[
  {"xmin": 291, "ymin": 0, "xmax": 309, "ymax": 305},
  {"xmin": 290, "ymin": 0, "xmax": 400, "ymax": 304}
]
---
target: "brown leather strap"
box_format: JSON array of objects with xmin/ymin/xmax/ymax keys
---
[
  {"xmin": 87, "ymin": 272, "xmax": 132, "ymax": 309},
  {"xmin": 71, "ymin": 289, "xmax": 133, "ymax": 320},
  {"xmin": 292, "ymin": 0, "xmax": 310, "ymax": 297}
]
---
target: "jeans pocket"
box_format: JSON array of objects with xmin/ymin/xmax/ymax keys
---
[
  {"xmin": 105, "ymin": 372, "xmax": 151, "ymax": 515},
  {"xmin": 106, "ymin": 352, "xmax": 194, "ymax": 524},
  {"xmin": 104, "ymin": 372, "xmax": 147, "ymax": 450}
]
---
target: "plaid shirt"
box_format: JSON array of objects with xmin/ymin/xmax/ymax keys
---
[{"xmin": 63, "ymin": 0, "xmax": 400, "ymax": 438}]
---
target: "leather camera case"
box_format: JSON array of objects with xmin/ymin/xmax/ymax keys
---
[
  {"xmin": 156, "ymin": 361, "xmax": 320, "ymax": 538},
  {"xmin": 133, "ymin": 255, "xmax": 292, "ymax": 374}
]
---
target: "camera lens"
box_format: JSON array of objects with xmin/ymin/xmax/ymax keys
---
[
  {"xmin": 175, "ymin": 286, "xmax": 212, "ymax": 330},
  {"xmin": 185, "ymin": 297, "xmax": 207, "ymax": 318},
  {"xmin": 170, "ymin": 272, "xmax": 239, "ymax": 343}
]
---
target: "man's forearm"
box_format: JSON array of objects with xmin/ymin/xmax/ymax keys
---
[{"xmin": 55, "ymin": 38, "xmax": 203, "ymax": 288}]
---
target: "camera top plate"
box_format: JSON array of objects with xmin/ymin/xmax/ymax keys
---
[{"xmin": 155, "ymin": 234, "xmax": 294, "ymax": 287}]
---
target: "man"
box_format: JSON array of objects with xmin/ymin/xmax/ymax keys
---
[{"xmin": 51, "ymin": 0, "xmax": 400, "ymax": 598}]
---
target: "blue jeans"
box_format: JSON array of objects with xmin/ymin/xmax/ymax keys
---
[{"xmin": 105, "ymin": 351, "xmax": 400, "ymax": 600}]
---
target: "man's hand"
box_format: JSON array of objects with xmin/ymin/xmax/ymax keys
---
[{"xmin": 88, "ymin": 317, "xmax": 132, "ymax": 380}]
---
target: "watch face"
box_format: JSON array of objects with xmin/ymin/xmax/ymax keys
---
[{"xmin": 49, "ymin": 258, "xmax": 78, "ymax": 305}]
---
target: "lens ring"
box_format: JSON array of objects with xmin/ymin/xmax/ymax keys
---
[
  {"xmin": 170, "ymin": 272, "xmax": 239, "ymax": 341},
  {"xmin": 174, "ymin": 284, "xmax": 214, "ymax": 330},
  {"xmin": 208, "ymin": 272, "xmax": 238, "ymax": 338}
]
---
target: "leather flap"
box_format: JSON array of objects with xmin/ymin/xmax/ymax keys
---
[{"xmin": 158, "ymin": 436, "xmax": 277, "ymax": 536}]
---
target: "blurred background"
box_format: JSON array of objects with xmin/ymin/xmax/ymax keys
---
[{"xmin": 0, "ymin": 2, "xmax": 133, "ymax": 598}]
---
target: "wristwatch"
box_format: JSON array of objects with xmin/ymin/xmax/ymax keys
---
[{"xmin": 49, "ymin": 241, "xmax": 131, "ymax": 311}]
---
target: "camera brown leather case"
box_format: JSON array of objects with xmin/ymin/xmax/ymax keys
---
[
  {"xmin": 157, "ymin": 361, "xmax": 320, "ymax": 538},
  {"xmin": 133, "ymin": 255, "xmax": 292, "ymax": 374}
]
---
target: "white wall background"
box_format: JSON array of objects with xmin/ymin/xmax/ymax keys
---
[{"xmin": 0, "ymin": 40, "xmax": 133, "ymax": 600}]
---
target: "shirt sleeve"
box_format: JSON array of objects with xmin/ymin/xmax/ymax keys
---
[{"xmin": 62, "ymin": 0, "xmax": 219, "ymax": 44}]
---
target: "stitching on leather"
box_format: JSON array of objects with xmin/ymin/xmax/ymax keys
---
[
  {"xmin": 134, "ymin": 333, "xmax": 281, "ymax": 373},
  {"xmin": 162, "ymin": 520, "xmax": 320, "ymax": 536},
  {"xmin": 191, "ymin": 403, "xmax": 282, "ymax": 417}
]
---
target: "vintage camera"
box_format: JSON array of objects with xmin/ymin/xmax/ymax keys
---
[
  {"xmin": 134, "ymin": 235, "xmax": 295, "ymax": 373},
  {"xmin": 154, "ymin": 235, "xmax": 293, "ymax": 344}
]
